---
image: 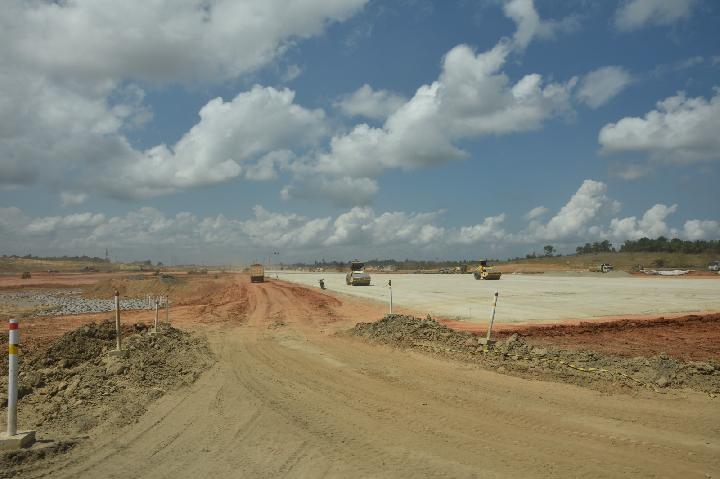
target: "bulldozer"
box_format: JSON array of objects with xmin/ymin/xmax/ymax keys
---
[
  {"xmin": 346, "ymin": 260, "xmax": 371, "ymax": 286},
  {"xmin": 473, "ymin": 260, "xmax": 502, "ymax": 280}
]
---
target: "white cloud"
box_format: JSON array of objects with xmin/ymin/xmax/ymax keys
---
[
  {"xmin": 522, "ymin": 180, "xmax": 620, "ymax": 242},
  {"xmin": 335, "ymin": 84, "xmax": 407, "ymax": 120},
  {"xmin": 599, "ymin": 90, "xmax": 720, "ymax": 164},
  {"xmin": 1, "ymin": 0, "xmax": 367, "ymax": 85},
  {"xmin": 683, "ymin": 219, "xmax": 720, "ymax": 241},
  {"xmin": 615, "ymin": 0, "xmax": 697, "ymax": 31},
  {"xmin": 612, "ymin": 163, "xmax": 652, "ymax": 181},
  {"xmin": 240, "ymin": 206, "xmax": 331, "ymax": 248},
  {"xmin": 282, "ymin": 176, "xmax": 380, "ymax": 207},
  {"xmin": 576, "ymin": 66, "xmax": 633, "ymax": 109},
  {"xmin": 106, "ymin": 86, "xmax": 327, "ymax": 198},
  {"xmin": 607, "ymin": 204, "xmax": 678, "ymax": 240},
  {"xmin": 244, "ymin": 150, "xmax": 294, "ymax": 181},
  {"xmin": 0, "ymin": 0, "xmax": 366, "ymax": 198},
  {"xmin": 502, "ymin": 0, "xmax": 580, "ymax": 50},
  {"xmin": 307, "ymin": 41, "xmax": 575, "ymax": 181},
  {"xmin": 452, "ymin": 214, "xmax": 507, "ymax": 244},
  {"xmin": 282, "ymin": 64, "xmax": 303, "ymax": 83},
  {"xmin": 524, "ymin": 206, "xmax": 548, "ymax": 220},
  {"xmin": 324, "ymin": 207, "xmax": 447, "ymax": 246}
]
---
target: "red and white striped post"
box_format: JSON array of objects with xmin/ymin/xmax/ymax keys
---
[
  {"xmin": 7, "ymin": 319, "xmax": 18, "ymax": 436},
  {"xmin": 1, "ymin": 319, "xmax": 35, "ymax": 449}
]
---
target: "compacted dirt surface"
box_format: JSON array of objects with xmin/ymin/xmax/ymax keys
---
[{"xmin": 1, "ymin": 275, "xmax": 718, "ymax": 478}]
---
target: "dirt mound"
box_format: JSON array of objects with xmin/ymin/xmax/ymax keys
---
[
  {"xmin": 83, "ymin": 276, "xmax": 186, "ymax": 299},
  {"xmin": 0, "ymin": 321, "xmax": 214, "ymax": 477},
  {"xmin": 494, "ymin": 313, "xmax": 720, "ymax": 362},
  {"xmin": 351, "ymin": 315, "xmax": 720, "ymax": 394}
]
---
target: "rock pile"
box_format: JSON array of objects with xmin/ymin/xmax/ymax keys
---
[{"xmin": 0, "ymin": 290, "xmax": 157, "ymax": 317}]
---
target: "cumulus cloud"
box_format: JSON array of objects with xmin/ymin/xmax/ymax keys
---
[
  {"xmin": 282, "ymin": 176, "xmax": 380, "ymax": 207},
  {"xmin": 306, "ymin": 41, "xmax": 575, "ymax": 181},
  {"xmin": 1, "ymin": 183, "xmax": 717, "ymax": 258},
  {"xmin": 105, "ymin": 86, "xmax": 327, "ymax": 197},
  {"xmin": 615, "ymin": 0, "xmax": 697, "ymax": 31},
  {"xmin": 502, "ymin": 0, "xmax": 580, "ymax": 50},
  {"xmin": 683, "ymin": 219, "xmax": 720, "ymax": 241},
  {"xmin": 523, "ymin": 180, "xmax": 620, "ymax": 242},
  {"xmin": 576, "ymin": 66, "xmax": 633, "ymax": 109},
  {"xmin": 599, "ymin": 90, "xmax": 720, "ymax": 164},
  {"xmin": 0, "ymin": 0, "xmax": 366, "ymax": 198},
  {"xmin": 324, "ymin": 207, "xmax": 446, "ymax": 246},
  {"xmin": 524, "ymin": 206, "xmax": 548, "ymax": 221},
  {"xmin": 1, "ymin": 0, "xmax": 367, "ymax": 85},
  {"xmin": 612, "ymin": 163, "xmax": 652, "ymax": 181},
  {"xmin": 335, "ymin": 84, "xmax": 408, "ymax": 120},
  {"xmin": 452, "ymin": 214, "xmax": 507, "ymax": 244},
  {"xmin": 607, "ymin": 204, "xmax": 678, "ymax": 240}
]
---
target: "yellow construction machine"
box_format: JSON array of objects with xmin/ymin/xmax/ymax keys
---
[
  {"xmin": 346, "ymin": 260, "xmax": 371, "ymax": 286},
  {"xmin": 473, "ymin": 260, "xmax": 501, "ymax": 280}
]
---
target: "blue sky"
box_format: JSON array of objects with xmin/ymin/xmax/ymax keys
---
[{"xmin": 0, "ymin": 0, "xmax": 718, "ymax": 264}]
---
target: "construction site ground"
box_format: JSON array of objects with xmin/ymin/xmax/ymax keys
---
[
  {"xmin": 0, "ymin": 273, "xmax": 718, "ymax": 478},
  {"xmin": 273, "ymin": 271, "xmax": 720, "ymax": 322}
]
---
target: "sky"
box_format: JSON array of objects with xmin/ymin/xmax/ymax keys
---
[{"xmin": 0, "ymin": 0, "xmax": 719, "ymax": 265}]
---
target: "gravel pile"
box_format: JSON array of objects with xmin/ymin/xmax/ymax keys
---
[
  {"xmin": 0, "ymin": 290, "xmax": 158, "ymax": 316},
  {"xmin": 350, "ymin": 314, "xmax": 720, "ymax": 394}
]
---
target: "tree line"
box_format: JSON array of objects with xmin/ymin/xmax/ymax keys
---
[{"xmin": 574, "ymin": 237, "xmax": 720, "ymax": 255}]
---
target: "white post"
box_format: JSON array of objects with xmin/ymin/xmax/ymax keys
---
[
  {"xmin": 485, "ymin": 291, "xmax": 499, "ymax": 343},
  {"xmin": 7, "ymin": 319, "xmax": 18, "ymax": 436},
  {"xmin": 165, "ymin": 297, "xmax": 169, "ymax": 325},
  {"xmin": 114, "ymin": 291, "xmax": 122, "ymax": 351},
  {"xmin": 388, "ymin": 279, "xmax": 393, "ymax": 315},
  {"xmin": 154, "ymin": 298, "xmax": 159, "ymax": 333}
]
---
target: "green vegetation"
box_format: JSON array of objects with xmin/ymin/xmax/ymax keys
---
[{"xmin": 619, "ymin": 237, "xmax": 720, "ymax": 254}]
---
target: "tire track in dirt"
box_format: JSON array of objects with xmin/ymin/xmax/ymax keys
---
[{"xmin": 26, "ymin": 275, "xmax": 720, "ymax": 478}]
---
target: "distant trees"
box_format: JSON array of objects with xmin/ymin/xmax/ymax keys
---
[
  {"xmin": 619, "ymin": 237, "xmax": 720, "ymax": 254},
  {"xmin": 543, "ymin": 245, "xmax": 555, "ymax": 257},
  {"xmin": 573, "ymin": 237, "xmax": 720, "ymax": 255},
  {"xmin": 575, "ymin": 240, "xmax": 614, "ymax": 255},
  {"xmin": 2, "ymin": 254, "xmax": 110, "ymax": 263}
]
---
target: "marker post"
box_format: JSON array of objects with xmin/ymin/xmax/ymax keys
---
[
  {"xmin": 388, "ymin": 279, "xmax": 393, "ymax": 315},
  {"xmin": 0, "ymin": 319, "xmax": 35, "ymax": 450}
]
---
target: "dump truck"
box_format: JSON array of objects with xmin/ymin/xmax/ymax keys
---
[
  {"xmin": 249, "ymin": 263, "xmax": 264, "ymax": 283},
  {"xmin": 473, "ymin": 260, "xmax": 501, "ymax": 280},
  {"xmin": 346, "ymin": 260, "xmax": 371, "ymax": 286}
]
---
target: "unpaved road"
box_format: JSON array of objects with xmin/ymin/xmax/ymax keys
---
[{"xmin": 26, "ymin": 277, "xmax": 720, "ymax": 478}]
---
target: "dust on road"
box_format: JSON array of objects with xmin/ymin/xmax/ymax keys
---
[{"xmin": 4, "ymin": 276, "xmax": 712, "ymax": 479}]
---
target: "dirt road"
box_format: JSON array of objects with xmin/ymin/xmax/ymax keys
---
[{"xmin": 28, "ymin": 277, "xmax": 720, "ymax": 478}]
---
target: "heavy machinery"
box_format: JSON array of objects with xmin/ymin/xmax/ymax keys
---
[
  {"xmin": 589, "ymin": 263, "xmax": 613, "ymax": 273},
  {"xmin": 346, "ymin": 260, "xmax": 371, "ymax": 286},
  {"xmin": 473, "ymin": 260, "xmax": 501, "ymax": 280},
  {"xmin": 249, "ymin": 263, "xmax": 264, "ymax": 283}
]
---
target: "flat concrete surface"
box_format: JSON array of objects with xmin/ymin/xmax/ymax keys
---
[
  {"xmin": 0, "ymin": 430, "xmax": 36, "ymax": 450},
  {"xmin": 273, "ymin": 271, "xmax": 720, "ymax": 323}
]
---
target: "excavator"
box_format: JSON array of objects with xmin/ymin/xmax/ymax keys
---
[{"xmin": 473, "ymin": 260, "xmax": 502, "ymax": 280}]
